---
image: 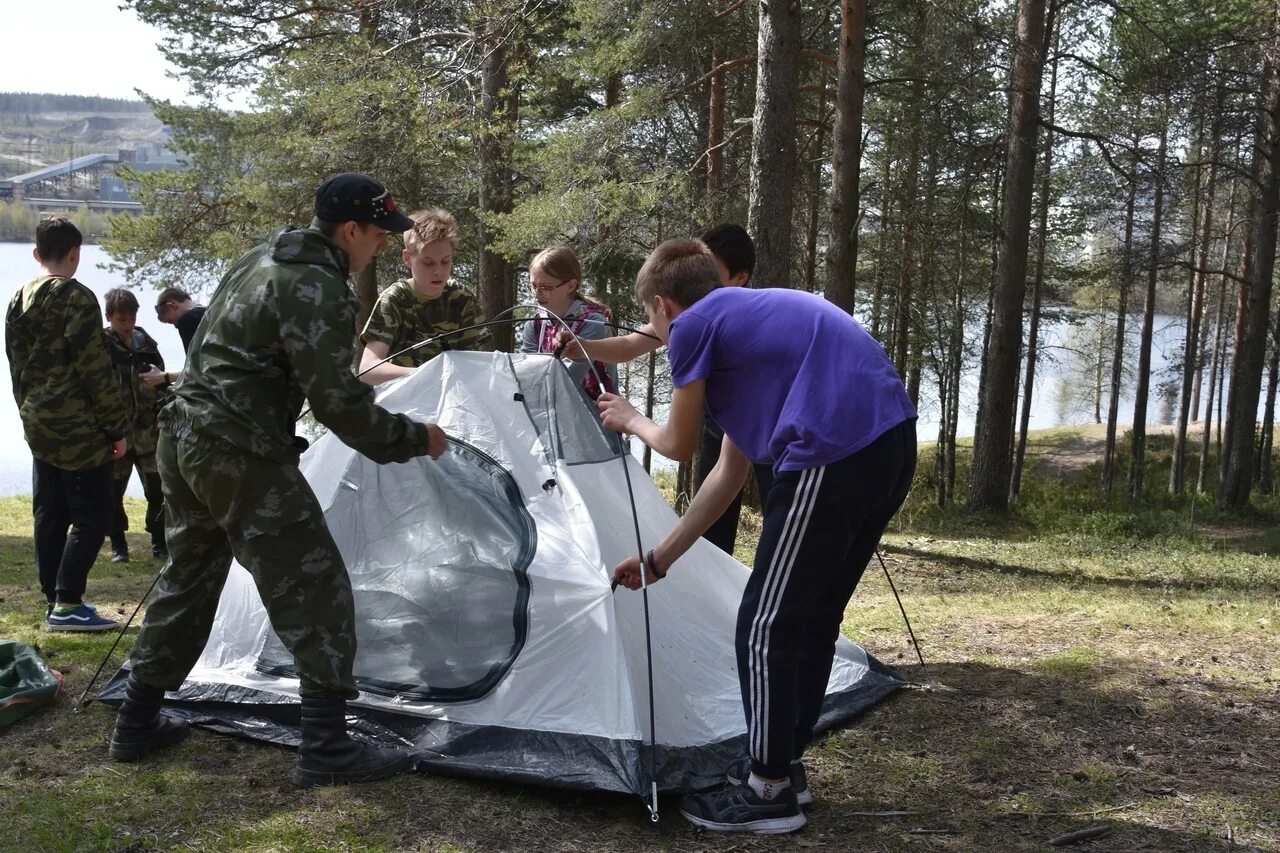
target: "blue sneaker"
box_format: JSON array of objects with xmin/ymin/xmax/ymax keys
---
[{"xmin": 47, "ymin": 603, "xmax": 119, "ymax": 632}]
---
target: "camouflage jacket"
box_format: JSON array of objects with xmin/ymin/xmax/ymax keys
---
[
  {"xmin": 105, "ymin": 325, "xmax": 165, "ymax": 458},
  {"xmin": 5, "ymin": 275, "xmax": 129, "ymax": 470},
  {"xmin": 162, "ymin": 227, "xmax": 429, "ymax": 465},
  {"xmin": 359, "ymin": 279, "xmax": 492, "ymax": 368}
]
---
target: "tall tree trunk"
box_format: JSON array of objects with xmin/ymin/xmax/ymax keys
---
[
  {"xmin": 1172, "ymin": 109, "xmax": 1222, "ymax": 493},
  {"xmin": 1199, "ymin": 278, "xmax": 1229, "ymax": 495},
  {"xmin": 969, "ymin": 0, "xmax": 1047, "ymax": 512},
  {"xmin": 1011, "ymin": 27, "xmax": 1059, "ymax": 501},
  {"xmin": 1127, "ymin": 116, "xmax": 1169, "ymax": 505},
  {"xmin": 1259, "ymin": 323, "xmax": 1279, "ymax": 493},
  {"xmin": 1219, "ymin": 36, "xmax": 1280, "ymax": 509},
  {"xmin": 871, "ymin": 131, "xmax": 895, "ymax": 340},
  {"xmin": 892, "ymin": 9, "xmax": 927, "ymax": 376},
  {"xmin": 478, "ymin": 31, "xmax": 517, "ymax": 351},
  {"xmin": 1102, "ymin": 148, "xmax": 1141, "ymax": 495},
  {"xmin": 946, "ymin": 240, "xmax": 966, "ymax": 502},
  {"xmin": 802, "ymin": 82, "xmax": 828, "ymax": 294},
  {"xmin": 1198, "ymin": 175, "xmax": 1241, "ymax": 495},
  {"xmin": 907, "ymin": 143, "xmax": 940, "ymax": 408},
  {"xmin": 746, "ymin": 0, "xmax": 802, "ymax": 287},
  {"xmin": 706, "ymin": 48, "xmax": 726, "ymax": 212},
  {"xmin": 826, "ymin": 0, "xmax": 866, "ymax": 313},
  {"xmin": 353, "ymin": 264, "xmax": 378, "ymax": 364}
]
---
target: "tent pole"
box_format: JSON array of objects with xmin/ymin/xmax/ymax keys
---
[
  {"xmin": 73, "ymin": 564, "xmax": 167, "ymax": 713},
  {"xmin": 875, "ymin": 549, "xmax": 926, "ymax": 670}
]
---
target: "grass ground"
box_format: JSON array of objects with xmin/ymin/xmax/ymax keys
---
[{"xmin": 1, "ymin": 428, "xmax": 1278, "ymax": 852}]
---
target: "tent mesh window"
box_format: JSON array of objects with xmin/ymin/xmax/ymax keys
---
[
  {"xmin": 507, "ymin": 354, "xmax": 625, "ymax": 466},
  {"xmin": 256, "ymin": 439, "xmax": 535, "ymax": 702}
]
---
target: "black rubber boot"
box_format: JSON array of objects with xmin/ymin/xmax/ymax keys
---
[
  {"xmin": 292, "ymin": 695, "xmax": 413, "ymax": 787},
  {"xmin": 109, "ymin": 675, "xmax": 189, "ymax": 762}
]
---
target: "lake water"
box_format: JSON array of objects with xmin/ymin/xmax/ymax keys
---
[{"xmin": 0, "ymin": 241, "xmax": 1230, "ymax": 493}]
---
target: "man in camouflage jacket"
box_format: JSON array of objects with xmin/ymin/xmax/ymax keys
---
[
  {"xmin": 5, "ymin": 216, "xmax": 128, "ymax": 631},
  {"xmin": 112, "ymin": 174, "xmax": 448, "ymax": 787}
]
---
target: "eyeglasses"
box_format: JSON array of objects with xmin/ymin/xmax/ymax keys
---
[
  {"xmin": 154, "ymin": 301, "xmax": 173, "ymax": 317},
  {"xmin": 529, "ymin": 278, "xmax": 570, "ymax": 296}
]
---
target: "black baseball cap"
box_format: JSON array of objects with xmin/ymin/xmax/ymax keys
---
[{"xmin": 314, "ymin": 172, "xmax": 415, "ymax": 232}]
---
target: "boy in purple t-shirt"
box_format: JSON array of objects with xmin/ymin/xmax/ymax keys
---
[{"xmin": 600, "ymin": 239, "xmax": 917, "ymax": 835}]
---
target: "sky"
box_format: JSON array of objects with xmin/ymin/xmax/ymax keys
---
[{"xmin": 0, "ymin": 1, "xmax": 193, "ymax": 103}]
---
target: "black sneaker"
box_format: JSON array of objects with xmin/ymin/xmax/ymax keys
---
[
  {"xmin": 726, "ymin": 756, "xmax": 812, "ymax": 807},
  {"xmin": 151, "ymin": 543, "xmax": 169, "ymax": 560},
  {"xmin": 679, "ymin": 783, "xmax": 806, "ymax": 834}
]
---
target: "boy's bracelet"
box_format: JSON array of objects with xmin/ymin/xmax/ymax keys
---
[{"xmin": 645, "ymin": 549, "xmax": 666, "ymax": 579}]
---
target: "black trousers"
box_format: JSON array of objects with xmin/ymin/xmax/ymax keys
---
[
  {"xmin": 32, "ymin": 458, "xmax": 115, "ymax": 605},
  {"xmin": 110, "ymin": 457, "xmax": 166, "ymax": 548},
  {"xmin": 736, "ymin": 419, "xmax": 917, "ymax": 779},
  {"xmin": 695, "ymin": 417, "xmax": 774, "ymax": 555}
]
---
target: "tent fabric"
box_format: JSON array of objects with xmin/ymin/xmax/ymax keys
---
[
  {"xmin": 0, "ymin": 639, "xmax": 62, "ymax": 727},
  {"xmin": 102, "ymin": 352, "xmax": 902, "ymax": 794}
]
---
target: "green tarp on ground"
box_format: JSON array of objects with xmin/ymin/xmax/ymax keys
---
[{"xmin": 0, "ymin": 640, "xmax": 62, "ymax": 727}]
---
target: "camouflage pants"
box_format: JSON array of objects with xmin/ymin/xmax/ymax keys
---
[{"xmin": 129, "ymin": 430, "xmax": 358, "ymax": 699}]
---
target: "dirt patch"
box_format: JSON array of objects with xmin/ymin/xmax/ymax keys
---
[{"xmin": 1025, "ymin": 423, "xmax": 1191, "ymax": 482}]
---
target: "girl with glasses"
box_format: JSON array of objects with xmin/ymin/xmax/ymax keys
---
[{"xmin": 518, "ymin": 245, "xmax": 618, "ymax": 403}]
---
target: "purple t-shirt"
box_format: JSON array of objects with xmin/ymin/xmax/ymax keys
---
[{"xmin": 668, "ymin": 287, "xmax": 916, "ymax": 471}]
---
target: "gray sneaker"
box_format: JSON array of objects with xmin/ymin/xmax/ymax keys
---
[
  {"xmin": 680, "ymin": 783, "xmax": 806, "ymax": 834},
  {"xmin": 726, "ymin": 756, "xmax": 812, "ymax": 807}
]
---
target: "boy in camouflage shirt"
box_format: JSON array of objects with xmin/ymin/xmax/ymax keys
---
[
  {"xmin": 5, "ymin": 217, "xmax": 128, "ymax": 632},
  {"xmin": 102, "ymin": 288, "xmax": 168, "ymax": 562},
  {"xmin": 357, "ymin": 208, "xmax": 492, "ymax": 385}
]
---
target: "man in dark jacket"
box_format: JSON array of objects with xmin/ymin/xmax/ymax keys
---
[
  {"xmin": 110, "ymin": 174, "xmax": 448, "ymax": 788},
  {"xmin": 153, "ymin": 287, "xmax": 206, "ymax": 354},
  {"xmin": 5, "ymin": 216, "xmax": 129, "ymax": 632}
]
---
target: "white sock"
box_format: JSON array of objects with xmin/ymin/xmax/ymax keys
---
[{"xmin": 748, "ymin": 772, "xmax": 790, "ymax": 801}]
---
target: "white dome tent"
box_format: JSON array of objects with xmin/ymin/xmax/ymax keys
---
[{"xmin": 104, "ymin": 352, "xmax": 901, "ymax": 795}]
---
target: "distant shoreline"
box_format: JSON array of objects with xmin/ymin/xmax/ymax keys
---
[{"xmin": 0, "ymin": 236, "xmax": 104, "ymax": 246}]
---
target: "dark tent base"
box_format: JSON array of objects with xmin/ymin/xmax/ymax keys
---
[{"xmin": 99, "ymin": 657, "xmax": 902, "ymax": 796}]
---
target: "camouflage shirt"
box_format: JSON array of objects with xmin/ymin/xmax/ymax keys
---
[
  {"xmin": 5, "ymin": 275, "xmax": 129, "ymax": 470},
  {"xmin": 162, "ymin": 227, "xmax": 429, "ymax": 465},
  {"xmin": 105, "ymin": 325, "xmax": 165, "ymax": 459},
  {"xmin": 359, "ymin": 279, "xmax": 492, "ymax": 368}
]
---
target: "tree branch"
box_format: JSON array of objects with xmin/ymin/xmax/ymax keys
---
[
  {"xmin": 668, "ymin": 55, "xmax": 755, "ymax": 97},
  {"xmin": 688, "ymin": 121, "xmax": 752, "ymax": 174},
  {"xmin": 1040, "ymin": 121, "xmax": 1136, "ymax": 183},
  {"xmin": 800, "ymin": 48, "xmax": 837, "ymax": 69},
  {"xmin": 382, "ymin": 30, "xmax": 474, "ymax": 58},
  {"xmin": 1167, "ymin": 259, "xmax": 1248, "ymax": 285},
  {"xmin": 715, "ymin": 0, "xmax": 747, "ymax": 19}
]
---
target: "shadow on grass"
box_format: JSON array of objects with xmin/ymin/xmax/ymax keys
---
[
  {"xmin": 3, "ymin": 658, "xmax": 1275, "ymax": 851},
  {"xmin": 885, "ymin": 544, "xmax": 1280, "ymax": 597}
]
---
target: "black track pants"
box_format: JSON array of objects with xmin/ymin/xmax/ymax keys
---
[
  {"xmin": 736, "ymin": 419, "xmax": 917, "ymax": 779},
  {"xmin": 33, "ymin": 458, "xmax": 114, "ymax": 604}
]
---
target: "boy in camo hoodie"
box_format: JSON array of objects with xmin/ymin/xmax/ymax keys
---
[{"xmin": 5, "ymin": 216, "xmax": 129, "ymax": 632}]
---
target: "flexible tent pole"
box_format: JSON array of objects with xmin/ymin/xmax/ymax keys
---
[
  {"xmin": 875, "ymin": 548, "xmax": 926, "ymax": 670},
  {"xmin": 539, "ymin": 308, "xmax": 663, "ymax": 822}
]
